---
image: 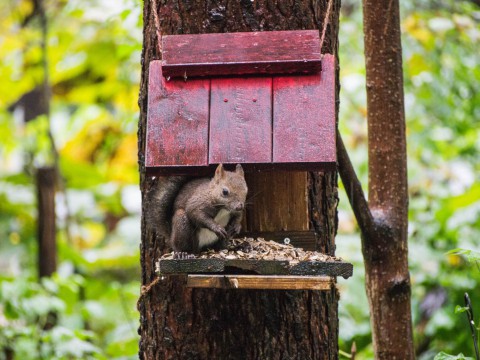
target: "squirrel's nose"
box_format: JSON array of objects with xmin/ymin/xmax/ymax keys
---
[{"xmin": 235, "ymin": 203, "xmax": 244, "ymax": 211}]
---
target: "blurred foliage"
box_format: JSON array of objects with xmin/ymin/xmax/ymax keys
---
[
  {"xmin": 0, "ymin": 0, "xmax": 141, "ymax": 358},
  {"xmin": 337, "ymin": 0, "xmax": 480, "ymax": 359},
  {"xmin": 434, "ymin": 353, "xmax": 475, "ymax": 360},
  {"xmin": 0, "ymin": 0, "xmax": 479, "ymax": 359}
]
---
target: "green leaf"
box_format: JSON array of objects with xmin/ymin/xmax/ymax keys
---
[
  {"xmin": 436, "ymin": 184, "xmax": 480, "ymax": 224},
  {"xmin": 434, "ymin": 352, "xmax": 474, "ymax": 360},
  {"xmin": 454, "ymin": 305, "xmax": 469, "ymax": 314},
  {"xmin": 22, "ymin": 294, "xmax": 66, "ymax": 317},
  {"xmin": 447, "ymin": 248, "xmax": 480, "ymax": 264}
]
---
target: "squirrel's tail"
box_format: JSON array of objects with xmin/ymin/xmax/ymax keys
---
[{"xmin": 148, "ymin": 176, "xmax": 190, "ymax": 242}]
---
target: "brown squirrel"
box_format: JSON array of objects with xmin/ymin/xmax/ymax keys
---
[{"xmin": 155, "ymin": 164, "xmax": 248, "ymax": 256}]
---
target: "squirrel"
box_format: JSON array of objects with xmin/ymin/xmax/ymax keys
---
[{"xmin": 154, "ymin": 164, "xmax": 248, "ymax": 257}]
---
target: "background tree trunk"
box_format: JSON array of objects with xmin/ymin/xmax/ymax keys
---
[
  {"xmin": 138, "ymin": 1, "xmax": 341, "ymax": 359},
  {"xmin": 363, "ymin": 0, "xmax": 414, "ymax": 358},
  {"xmin": 36, "ymin": 166, "xmax": 57, "ymax": 278}
]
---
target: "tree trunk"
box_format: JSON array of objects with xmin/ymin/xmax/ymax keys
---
[
  {"xmin": 4, "ymin": 347, "xmax": 14, "ymax": 360},
  {"xmin": 138, "ymin": 1, "xmax": 341, "ymax": 359},
  {"xmin": 363, "ymin": 0, "xmax": 414, "ymax": 358},
  {"xmin": 36, "ymin": 166, "xmax": 57, "ymax": 278}
]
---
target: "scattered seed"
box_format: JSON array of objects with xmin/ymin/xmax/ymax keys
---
[{"xmin": 160, "ymin": 237, "xmax": 342, "ymax": 264}]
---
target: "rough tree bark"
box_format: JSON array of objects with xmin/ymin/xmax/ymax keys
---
[
  {"xmin": 338, "ymin": 0, "xmax": 414, "ymax": 359},
  {"xmin": 363, "ymin": 0, "xmax": 413, "ymax": 358},
  {"xmin": 137, "ymin": 1, "xmax": 342, "ymax": 359}
]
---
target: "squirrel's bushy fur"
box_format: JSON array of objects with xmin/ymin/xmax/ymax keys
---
[{"xmin": 152, "ymin": 175, "xmax": 190, "ymax": 242}]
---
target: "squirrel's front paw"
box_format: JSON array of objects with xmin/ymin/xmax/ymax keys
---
[{"xmin": 213, "ymin": 225, "xmax": 228, "ymax": 239}]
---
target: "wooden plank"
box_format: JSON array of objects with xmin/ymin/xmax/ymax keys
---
[
  {"xmin": 158, "ymin": 258, "xmax": 353, "ymax": 279},
  {"xmin": 290, "ymin": 262, "xmax": 353, "ymax": 279},
  {"xmin": 146, "ymin": 60, "xmax": 210, "ymax": 168},
  {"xmin": 186, "ymin": 275, "xmax": 334, "ymax": 290},
  {"xmin": 161, "ymin": 30, "xmax": 322, "ymax": 78},
  {"xmin": 244, "ymin": 172, "xmax": 309, "ymax": 232},
  {"xmin": 273, "ymin": 54, "xmax": 336, "ymax": 165},
  {"xmin": 209, "ymin": 77, "xmax": 272, "ymax": 164},
  {"xmin": 159, "ymin": 258, "xmax": 225, "ymax": 274},
  {"xmin": 224, "ymin": 260, "xmax": 290, "ymax": 275}
]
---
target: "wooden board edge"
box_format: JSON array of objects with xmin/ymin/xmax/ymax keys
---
[
  {"xmin": 186, "ymin": 274, "xmax": 334, "ymax": 290},
  {"xmin": 158, "ymin": 258, "xmax": 225, "ymax": 274},
  {"xmin": 145, "ymin": 161, "xmax": 337, "ymax": 176},
  {"xmin": 161, "ymin": 61, "xmax": 322, "ymax": 78},
  {"xmin": 145, "ymin": 60, "xmax": 163, "ymax": 168},
  {"xmin": 158, "ymin": 258, "xmax": 353, "ymax": 279}
]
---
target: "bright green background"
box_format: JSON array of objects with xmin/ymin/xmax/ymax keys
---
[{"xmin": 0, "ymin": 0, "xmax": 478, "ymax": 359}]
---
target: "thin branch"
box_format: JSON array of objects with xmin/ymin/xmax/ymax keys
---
[
  {"xmin": 465, "ymin": 293, "xmax": 480, "ymax": 360},
  {"xmin": 336, "ymin": 131, "xmax": 374, "ymax": 236}
]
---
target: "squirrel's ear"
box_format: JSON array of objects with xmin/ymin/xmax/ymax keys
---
[
  {"xmin": 214, "ymin": 164, "xmax": 225, "ymax": 182},
  {"xmin": 235, "ymin": 164, "xmax": 244, "ymax": 176}
]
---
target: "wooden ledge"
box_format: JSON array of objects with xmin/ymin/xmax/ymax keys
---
[
  {"xmin": 158, "ymin": 258, "xmax": 353, "ymax": 279},
  {"xmin": 186, "ymin": 275, "xmax": 334, "ymax": 290}
]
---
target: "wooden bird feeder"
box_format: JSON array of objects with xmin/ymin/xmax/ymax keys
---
[
  {"xmin": 147, "ymin": 29, "xmax": 352, "ymax": 290},
  {"xmin": 146, "ymin": 30, "xmax": 336, "ymax": 175}
]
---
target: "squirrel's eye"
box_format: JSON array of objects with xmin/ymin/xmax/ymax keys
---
[{"xmin": 222, "ymin": 188, "xmax": 229, "ymax": 196}]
